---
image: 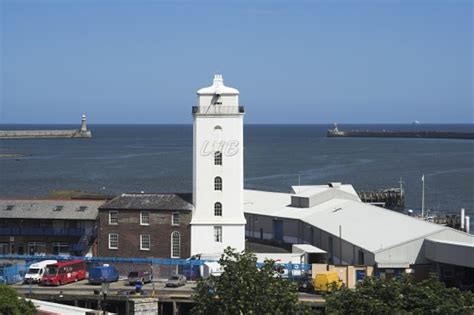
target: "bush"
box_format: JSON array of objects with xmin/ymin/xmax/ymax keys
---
[{"xmin": 0, "ymin": 285, "xmax": 36, "ymax": 315}]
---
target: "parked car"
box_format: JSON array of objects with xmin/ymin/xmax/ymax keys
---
[
  {"xmin": 127, "ymin": 270, "xmax": 152, "ymax": 285},
  {"xmin": 88, "ymin": 265, "xmax": 119, "ymax": 285},
  {"xmin": 165, "ymin": 274, "xmax": 187, "ymax": 287}
]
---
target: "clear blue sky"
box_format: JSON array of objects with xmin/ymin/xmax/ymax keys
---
[{"xmin": 1, "ymin": 0, "xmax": 472, "ymax": 124}]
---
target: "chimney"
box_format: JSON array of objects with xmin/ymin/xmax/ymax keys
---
[{"xmin": 460, "ymin": 208, "xmax": 465, "ymax": 230}]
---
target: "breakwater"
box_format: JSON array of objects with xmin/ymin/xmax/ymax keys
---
[
  {"xmin": 0, "ymin": 129, "xmax": 91, "ymax": 139},
  {"xmin": 0, "ymin": 115, "xmax": 92, "ymax": 139},
  {"xmin": 327, "ymin": 125, "xmax": 474, "ymax": 140}
]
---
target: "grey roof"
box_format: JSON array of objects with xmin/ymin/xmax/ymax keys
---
[
  {"xmin": 0, "ymin": 199, "xmax": 103, "ymax": 220},
  {"xmin": 99, "ymin": 193, "xmax": 193, "ymax": 211}
]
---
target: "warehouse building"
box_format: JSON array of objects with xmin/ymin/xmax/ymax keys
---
[
  {"xmin": 0, "ymin": 199, "xmax": 102, "ymax": 256},
  {"xmin": 244, "ymin": 183, "xmax": 474, "ymax": 285}
]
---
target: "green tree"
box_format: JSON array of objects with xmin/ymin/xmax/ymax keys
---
[
  {"xmin": 0, "ymin": 285, "xmax": 36, "ymax": 315},
  {"xmin": 191, "ymin": 247, "xmax": 306, "ymax": 315},
  {"xmin": 325, "ymin": 274, "xmax": 473, "ymax": 315}
]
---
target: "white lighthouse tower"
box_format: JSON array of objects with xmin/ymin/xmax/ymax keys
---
[{"xmin": 190, "ymin": 74, "xmax": 246, "ymax": 255}]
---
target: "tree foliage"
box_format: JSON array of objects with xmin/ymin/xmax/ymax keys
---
[
  {"xmin": 0, "ymin": 285, "xmax": 36, "ymax": 315},
  {"xmin": 325, "ymin": 274, "xmax": 473, "ymax": 315},
  {"xmin": 191, "ymin": 247, "xmax": 304, "ymax": 315}
]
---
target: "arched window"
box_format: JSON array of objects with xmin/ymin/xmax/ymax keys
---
[
  {"xmin": 171, "ymin": 231, "xmax": 180, "ymax": 258},
  {"xmin": 214, "ymin": 177, "xmax": 222, "ymax": 191},
  {"xmin": 214, "ymin": 151, "xmax": 222, "ymax": 166},
  {"xmin": 214, "ymin": 202, "xmax": 222, "ymax": 216}
]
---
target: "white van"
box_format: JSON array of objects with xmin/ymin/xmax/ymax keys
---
[{"xmin": 24, "ymin": 260, "xmax": 57, "ymax": 284}]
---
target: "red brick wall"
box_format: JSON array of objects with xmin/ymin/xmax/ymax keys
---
[{"xmin": 97, "ymin": 209, "xmax": 191, "ymax": 259}]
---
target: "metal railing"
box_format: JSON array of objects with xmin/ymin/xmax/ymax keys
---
[
  {"xmin": 192, "ymin": 106, "xmax": 245, "ymax": 114},
  {"xmin": 0, "ymin": 227, "xmax": 85, "ymax": 236}
]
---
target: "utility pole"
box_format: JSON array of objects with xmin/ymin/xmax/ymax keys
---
[
  {"xmin": 339, "ymin": 225, "xmax": 343, "ymax": 265},
  {"xmin": 421, "ymin": 174, "xmax": 425, "ymax": 220}
]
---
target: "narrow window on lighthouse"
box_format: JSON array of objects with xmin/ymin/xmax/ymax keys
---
[
  {"xmin": 214, "ymin": 151, "xmax": 222, "ymax": 165},
  {"xmin": 214, "ymin": 202, "xmax": 222, "ymax": 216},
  {"xmin": 214, "ymin": 177, "xmax": 222, "ymax": 191}
]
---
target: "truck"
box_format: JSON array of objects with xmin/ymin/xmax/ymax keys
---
[
  {"xmin": 24, "ymin": 260, "xmax": 57, "ymax": 284},
  {"xmin": 88, "ymin": 265, "xmax": 119, "ymax": 285}
]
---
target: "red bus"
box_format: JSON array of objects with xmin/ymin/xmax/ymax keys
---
[{"xmin": 41, "ymin": 260, "xmax": 87, "ymax": 286}]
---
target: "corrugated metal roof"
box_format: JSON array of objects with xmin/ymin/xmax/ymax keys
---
[
  {"xmin": 100, "ymin": 193, "xmax": 193, "ymax": 211},
  {"xmin": 244, "ymin": 188, "xmax": 450, "ymax": 253},
  {"xmin": 0, "ymin": 199, "xmax": 103, "ymax": 220}
]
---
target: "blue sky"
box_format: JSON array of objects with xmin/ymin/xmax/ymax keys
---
[{"xmin": 1, "ymin": 0, "xmax": 472, "ymax": 124}]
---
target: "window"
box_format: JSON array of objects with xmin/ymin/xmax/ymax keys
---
[
  {"xmin": 214, "ymin": 151, "xmax": 222, "ymax": 165},
  {"xmin": 214, "ymin": 226, "xmax": 222, "ymax": 243},
  {"xmin": 109, "ymin": 233, "xmax": 119, "ymax": 249},
  {"xmin": 53, "ymin": 243, "xmax": 70, "ymax": 256},
  {"xmin": 171, "ymin": 231, "xmax": 180, "ymax": 258},
  {"xmin": 109, "ymin": 211, "xmax": 118, "ymax": 225},
  {"xmin": 214, "ymin": 202, "xmax": 222, "ymax": 216},
  {"xmin": 172, "ymin": 213, "xmax": 180, "ymax": 226},
  {"xmin": 214, "ymin": 177, "xmax": 222, "ymax": 191},
  {"xmin": 140, "ymin": 211, "xmax": 150, "ymax": 225},
  {"xmin": 140, "ymin": 234, "xmax": 150, "ymax": 251},
  {"xmin": 28, "ymin": 242, "xmax": 46, "ymax": 255}
]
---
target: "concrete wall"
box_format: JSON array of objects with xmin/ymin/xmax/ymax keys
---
[{"xmin": 311, "ymin": 263, "xmax": 374, "ymax": 289}]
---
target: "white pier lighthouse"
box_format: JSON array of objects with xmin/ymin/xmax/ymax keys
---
[{"xmin": 190, "ymin": 74, "xmax": 246, "ymax": 255}]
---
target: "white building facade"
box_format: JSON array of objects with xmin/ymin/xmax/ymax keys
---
[{"xmin": 190, "ymin": 75, "xmax": 246, "ymax": 255}]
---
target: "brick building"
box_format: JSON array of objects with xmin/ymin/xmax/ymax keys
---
[
  {"xmin": 98, "ymin": 193, "xmax": 193, "ymax": 258},
  {"xmin": 0, "ymin": 199, "xmax": 103, "ymax": 256}
]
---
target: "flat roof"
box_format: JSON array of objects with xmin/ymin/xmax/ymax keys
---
[{"xmin": 244, "ymin": 189, "xmax": 449, "ymax": 253}]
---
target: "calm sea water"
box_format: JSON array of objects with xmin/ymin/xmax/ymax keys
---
[{"xmin": 1, "ymin": 124, "xmax": 473, "ymax": 229}]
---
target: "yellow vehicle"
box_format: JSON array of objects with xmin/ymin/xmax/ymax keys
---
[{"xmin": 313, "ymin": 271, "xmax": 342, "ymax": 292}]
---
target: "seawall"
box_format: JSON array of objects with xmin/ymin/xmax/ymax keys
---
[{"xmin": 0, "ymin": 129, "xmax": 92, "ymax": 139}]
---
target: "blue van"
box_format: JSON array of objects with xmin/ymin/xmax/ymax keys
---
[{"xmin": 88, "ymin": 265, "xmax": 119, "ymax": 284}]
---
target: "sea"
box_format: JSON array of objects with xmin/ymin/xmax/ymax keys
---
[{"xmin": 1, "ymin": 124, "xmax": 473, "ymax": 231}]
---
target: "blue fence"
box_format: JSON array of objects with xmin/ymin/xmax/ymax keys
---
[{"xmin": 0, "ymin": 254, "xmax": 311, "ymax": 284}]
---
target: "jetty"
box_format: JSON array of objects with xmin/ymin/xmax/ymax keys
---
[
  {"xmin": 0, "ymin": 115, "xmax": 92, "ymax": 139},
  {"xmin": 327, "ymin": 123, "xmax": 474, "ymax": 140}
]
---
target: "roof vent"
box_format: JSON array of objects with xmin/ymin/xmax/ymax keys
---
[
  {"xmin": 54, "ymin": 205, "xmax": 64, "ymax": 211},
  {"xmin": 78, "ymin": 206, "xmax": 87, "ymax": 212},
  {"xmin": 5, "ymin": 205, "xmax": 14, "ymax": 211},
  {"xmin": 328, "ymin": 182, "xmax": 341, "ymax": 188}
]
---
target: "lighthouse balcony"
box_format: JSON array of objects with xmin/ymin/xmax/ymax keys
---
[{"xmin": 192, "ymin": 106, "xmax": 245, "ymax": 115}]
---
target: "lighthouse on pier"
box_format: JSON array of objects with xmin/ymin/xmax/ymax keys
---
[{"xmin": 190, "ymin": 75, "xmax": 246, "ymax": 255}]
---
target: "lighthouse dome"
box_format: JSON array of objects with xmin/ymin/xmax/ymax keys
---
[{"xmin": 197, "ymin": 74, "xmax": 239, "ymax": 95}]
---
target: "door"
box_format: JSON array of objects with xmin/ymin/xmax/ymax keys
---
[{"xmin": 273, "ymin": 220, "xmax": 283, "ymax": 241}]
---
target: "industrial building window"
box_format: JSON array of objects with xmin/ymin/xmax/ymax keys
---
[
  {"xmin": 140, "ymin": 234, "xmax": 150, "ymax": 251},
  {"xmin": 172, "ymin": 213, "xmax": 180, "ymax": 226},
  {"xmin": 52, "ymin": 243, "xmax": 69, "ymax": 256},
  {"xmin": 109, "ymin": 211, "xmax": 118, "ymax": 225},
  {"xmin": 214, "ymin": 177, "xmax": 222, "ymax": 191},
  {"xmin": 28, "ymin": 242, "xmax": 46, "ymax": 255},
  {"xmin": 358, "ymin": 250, "xmax": 364, "ymax": 265},
  {"xmin": 214, "ymin": 202, "xmax": 222, "ymax": 216},
  {"xmin": 214, "ymin": 226, "xmax": 222, "ymax": 243},
  {"xmin": 140, "ymin": 211, "xmax": 150, "ymax": 225},
  {"xmin": 214, "ymin": 151, "xmax": 222, "ymax": 165},
  {"xmin": 108, "ymin": 233, "xmax": 119, "ymax": 249},
  {"xmin": 171, "ymin": 231, "xmax": 180, "ymax": 258}
]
